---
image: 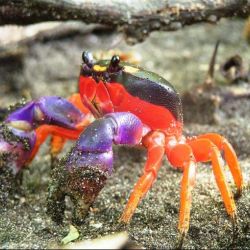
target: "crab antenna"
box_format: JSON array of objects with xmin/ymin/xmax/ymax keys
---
[{"xmin": 82, "ymin": 51, "xmax": 94, "ymax": 67}]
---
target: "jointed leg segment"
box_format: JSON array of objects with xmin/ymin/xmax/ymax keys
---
[
  {"xmin": 28, "ymin": 126, "xmax": 82, "ymax": 162},
  {"xmin": 167, "ymin": 142, "xmax": 197, "ymax": 235},
  {"xmin": 196, "ymin": 133, "xmax": 243, "ymax": 194},
  {"xmin": 120, "ymin": 131, "xmax": 166, "ymax": 223},
  {"xmin": 188, "ymin": 138, "xmax": 237, "ymax": 218},
  {"xmin": 119, "ymin": 131, "xmax": 241, "ymax": 239},
  {"xmin": 166, "ymin": 133, "xmax": 241, "ymax": 236}
]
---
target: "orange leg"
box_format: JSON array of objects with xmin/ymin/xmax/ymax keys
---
[
  {"xmin": 195, "ymin": 133, "xmax": 243, "ymax": 194},
  {"xmin": 167, "ymin": 143, "xmax": 197, "ymax": 236},
  {"xmin": 119, "ymin": 131, "xmax": 166, "ymax": 223},
  {"xmin": 50, "ymin": 135, "xmax": 66, "ymax": 158},
  {"xmin": 28, "ymin": 125, "xmax": 82, "ymax": 163},
  {"xmin": 67, "ymin": 93, "xmax": 90, "ymax": 114},
  {"xmin": 188, "ymin": 138, "xmax": 237, "ymax": 219}
]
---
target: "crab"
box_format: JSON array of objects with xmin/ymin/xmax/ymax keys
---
[{"xmin": 0, "ymin": 51, "xmax": 243, "ymax": 239}]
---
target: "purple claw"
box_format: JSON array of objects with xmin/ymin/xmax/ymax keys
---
[
  {"xmin": 6, "ymin": 96, "xmax": 85, "ymax": 130},
  {"xmin": 0, "ymin": 125, "xmax": 36, "ymax": 173},
  {"xmin": 1, "ymin": 96, "xmax": 85, "ymax": 174},
  {"xmin": 47, "ymin": 112, "xmax": 143, "ymax": 224},
  {"xmin": 66, "ymin": 112, "xmax": 143, "ymax": 175},
  {"xmin": 5, "ymin": 102, "xmax": 36, "ymax": 126}
]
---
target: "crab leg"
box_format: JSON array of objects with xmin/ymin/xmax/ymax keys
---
[
  {"xmin": 50, "ymin": 135, "xmax": 66, "ymax": 159},
  {"xmin": 120, "ymin": 131, "xmax": 165, "ymax": 223},
  {"xmin": 28, "ymin": 125, "xmax": 82, "ymax": 163},
  {"xmin": 188, "ymin": 138, "xmax": 236, "ymax": 219},
  {"xmin": 179, "ymin": 161, "xmax": 196, "ymax": 236},
  {"xmin": 167, "ymin": 142, "xmax": 197, "ymax": 235},
  {"xmin": 195, "ymin": 133, "xmax": 243, "ymax": 194}
]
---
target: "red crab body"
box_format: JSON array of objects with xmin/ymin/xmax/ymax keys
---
[{"xmin": 79, "ymin": 64, "xmax": 183, "ymax": 135}]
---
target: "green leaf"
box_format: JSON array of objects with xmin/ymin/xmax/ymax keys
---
[{"xmin": 61, "ymin": 225, "xmax": 80, "ymax": 245}]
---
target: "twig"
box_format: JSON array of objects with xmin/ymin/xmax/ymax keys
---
[{"xmin": 0, "ymin": 0, "xmax": 249, "ymax": 44}]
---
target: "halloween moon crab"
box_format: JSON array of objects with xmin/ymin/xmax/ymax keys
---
[{"xmin": 0, "ymin": 51, "xmax": 243, "ymax": 238}]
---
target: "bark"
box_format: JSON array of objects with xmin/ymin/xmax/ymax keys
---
[{"xmin": 0, "ymin": 0, "xmax": 249, "ymax": 44}]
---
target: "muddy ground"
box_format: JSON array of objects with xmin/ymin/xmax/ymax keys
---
[{"xmin": 0, "ymin": 18, "xmax": 250, "ymax": 249}]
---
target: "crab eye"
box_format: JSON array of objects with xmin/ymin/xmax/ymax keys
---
[
  {"xmin": 82, "ymin": 51, "xmax": 94, "ymax": 66},
  {"xmin": 110, "ymin": 55, "xmax": 120, "ymax": 67}
]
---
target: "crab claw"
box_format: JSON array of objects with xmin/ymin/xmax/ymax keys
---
[
  {"xmin": 0, "ymin": 125, "xmax": 36, "ymax": 174},
  {"xmin": 6, "ymin": 96, "xmax": 85, "ymax": 130},
  {"xmin": 47, "ymin": 112, "xmax": 143, "ymax": 224},
  {"xmin": 1, "ymin": 96, "xmax": 87, "ymax": 174},
  {"xmin": 79, "ymin": 76, "xmax": 114, "ymax": 118}
]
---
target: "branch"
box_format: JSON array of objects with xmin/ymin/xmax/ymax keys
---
[{"xmin": 0, "ymin": 0, "xmax": 249, "ymax": 44}]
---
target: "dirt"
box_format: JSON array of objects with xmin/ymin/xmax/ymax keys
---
[{"xmin": 0, "ymin": 18, "xmax": 250, "ymax": 249}]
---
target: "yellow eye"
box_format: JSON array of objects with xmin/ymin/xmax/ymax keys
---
[{"xmin": 93, "ymin": 65, "xmax": 107, "ymax": 72}]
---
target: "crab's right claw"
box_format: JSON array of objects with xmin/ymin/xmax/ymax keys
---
[
  {"xmin": 2, "ymin": 96, "xmax": 89, "ymax": 172},
  {"xmin": 0, "ymin": 124, "xmax": 36, "ymax": 173}
]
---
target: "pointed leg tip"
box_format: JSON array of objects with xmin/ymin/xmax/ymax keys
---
[
  {"xmin": 119, "ymin": 198, "xmax": 141, "ymax": 224},
  {"xmin": 119, "ymin": 213, "xmax": 131, "ymax": 224},
  {"xmin": 177, "ymin": 231, "xmax": 187, "ymax": 249},
  {"xmin": 231, "ymin": 212, "xmax": 240, "ymax": 244},
  {"xmin": 234, "ymin": 186, "xmax": 243, "ymax": 199},
  {"xmin": 232, "ymin": 212, "xmax": 238, "ymax": 224}
]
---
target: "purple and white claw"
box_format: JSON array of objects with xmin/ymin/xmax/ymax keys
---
[
  {"xmin": 1, "ymin": 96, "xmax": 85, "ymax": 173},
  {"xmin": 47, "ymin": 112, "xmax": 144, "ymax": 224},
  {"xmin": 6, "ymin": 96, "xmax": 85, "ymax": 130},
  {"xmin": 0, "ymin": 125, "xmax": 36, "ymax": 173},
  {"xmin": 65, "ymin": 112, "xmax": 144, "ymax": 175}
]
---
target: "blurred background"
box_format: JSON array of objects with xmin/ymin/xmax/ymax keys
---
[{"xmin": 0, "ymin": 18, "xmax": 249, "ymax": 105}]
